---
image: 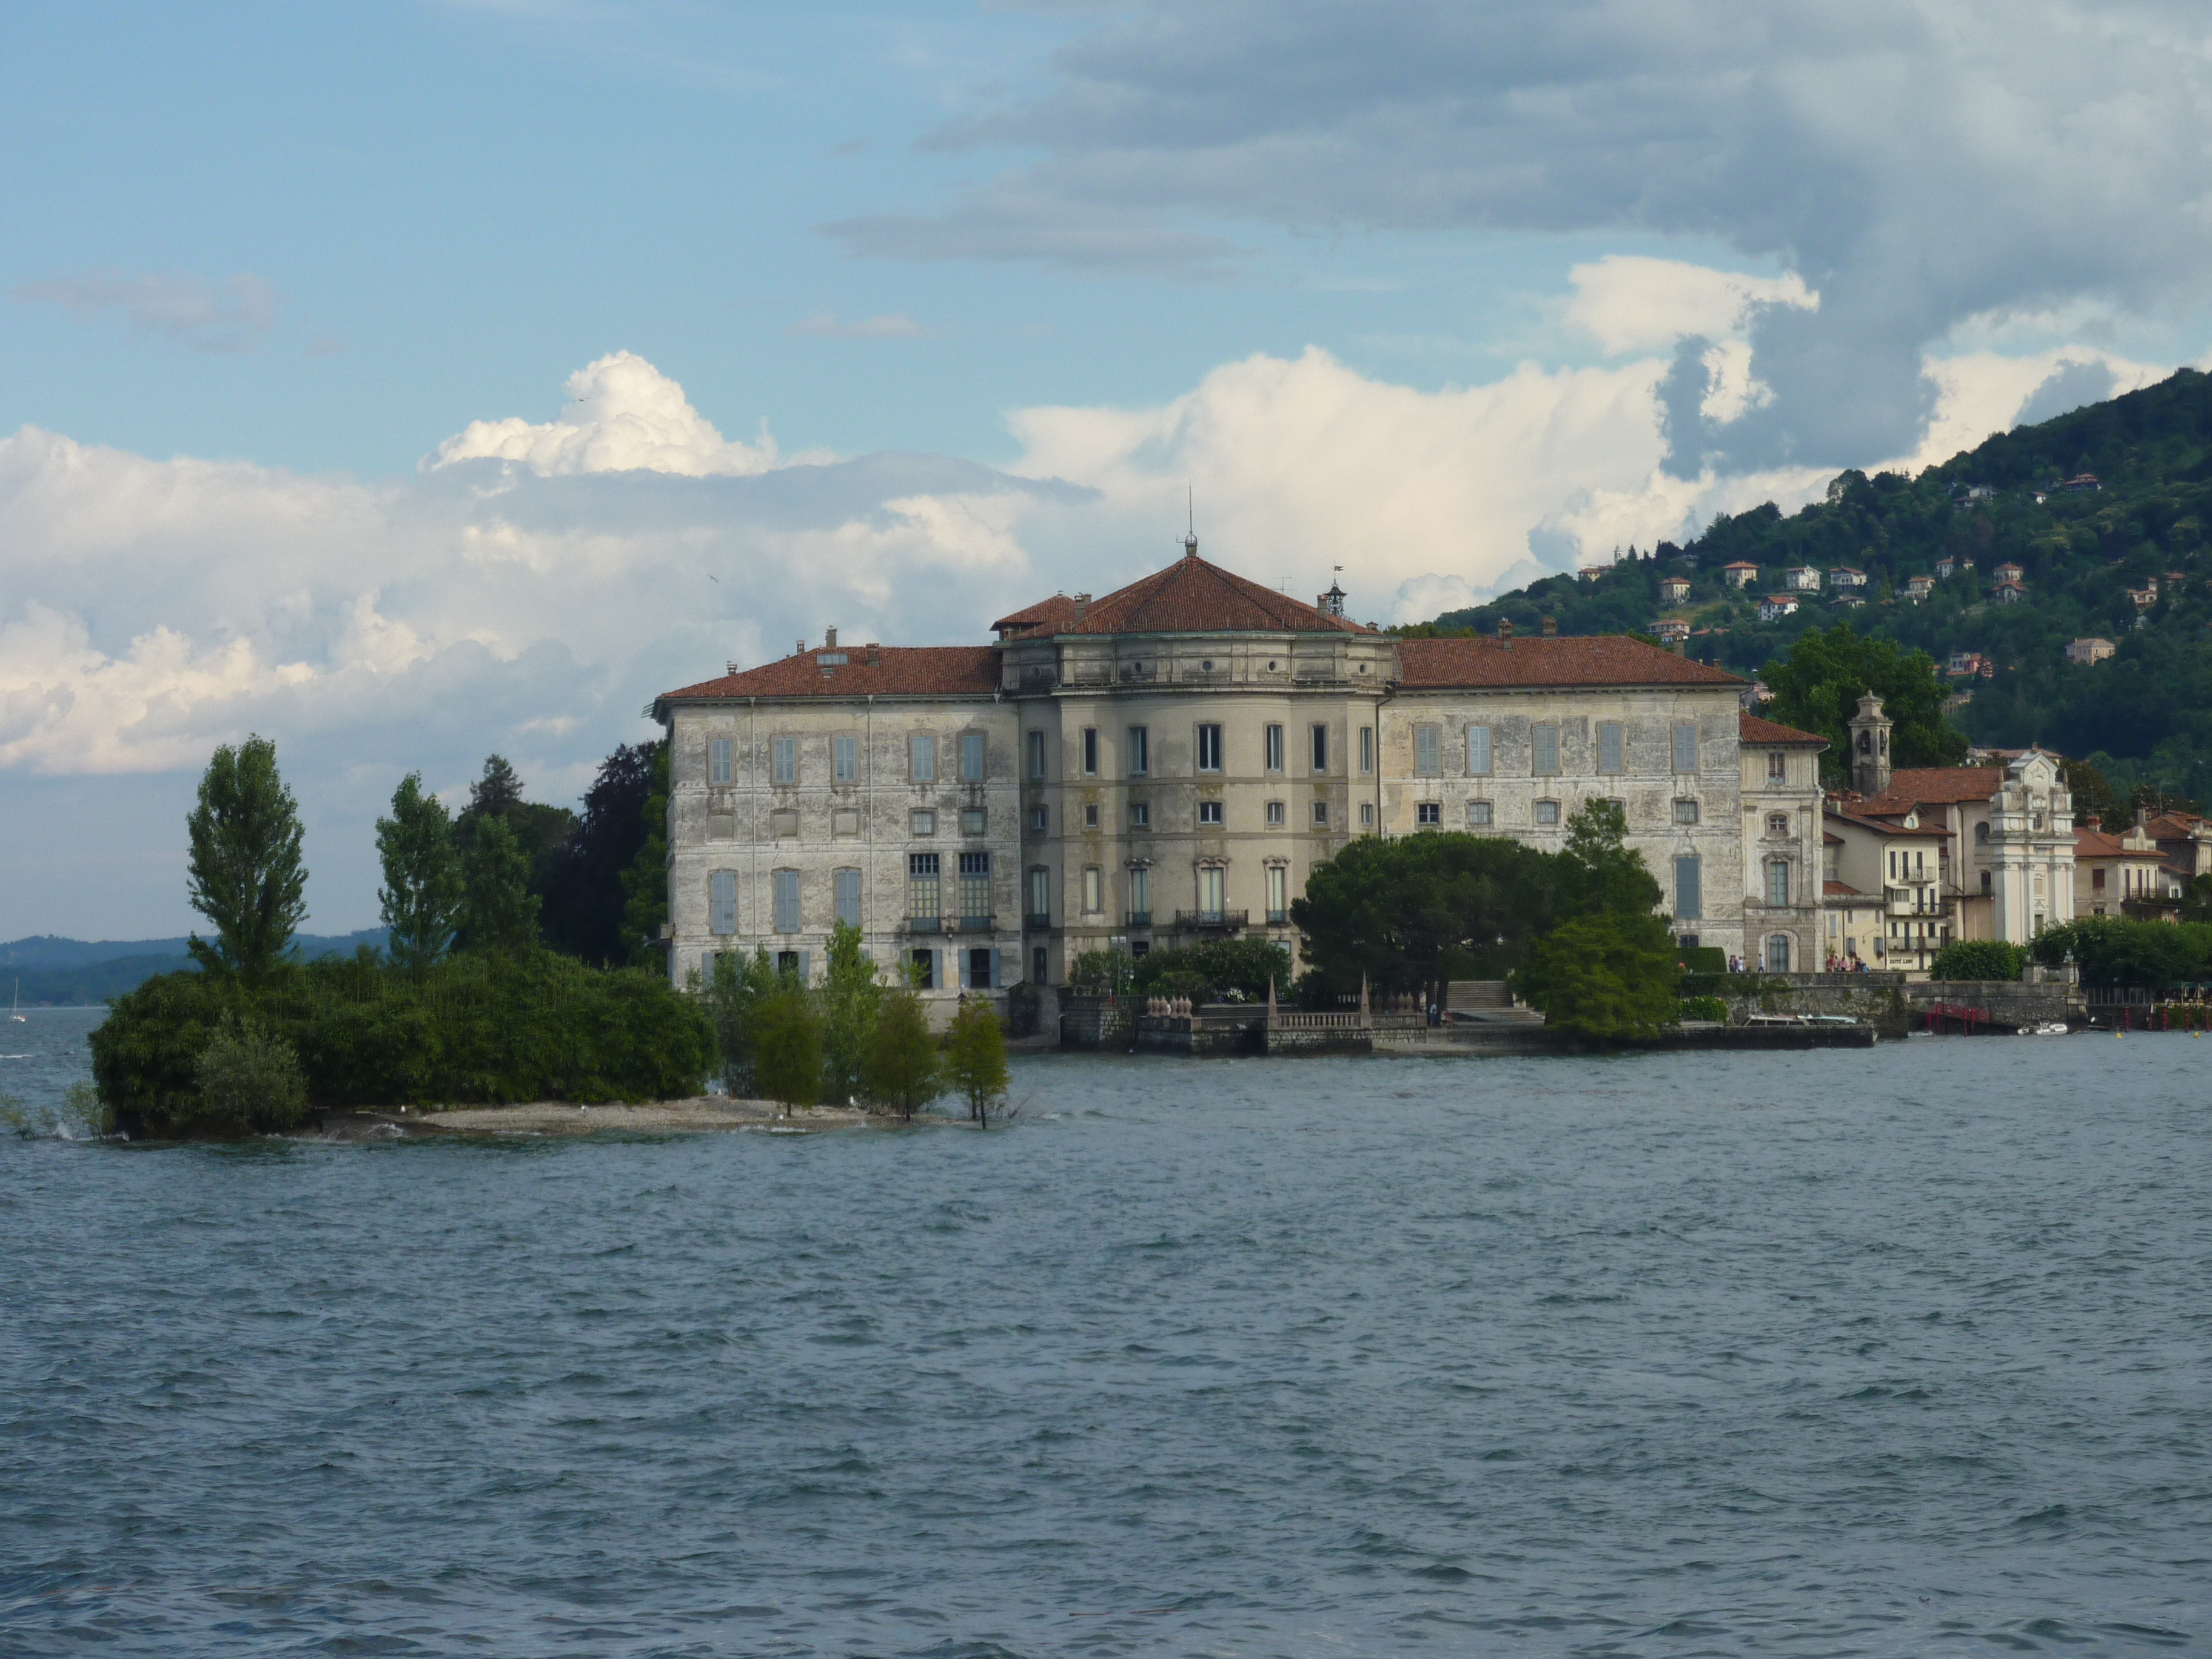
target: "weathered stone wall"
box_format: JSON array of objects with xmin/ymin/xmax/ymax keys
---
[{"xmin": 1717, "ymin": 973, "xmax": 2077, "ymax": 1033}]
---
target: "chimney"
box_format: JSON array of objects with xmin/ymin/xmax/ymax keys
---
[
  {"xmin": 1542, "ymin": 615, "xmax": 1558, "ymax": 637},
  {"xmin": 825, "ymin": 626, "xmax": 837, "ymax": 649},
  {"xmin": 1498, "ymin": 618, "xmax": 1513, "ymax": 648},
  {"xmin": 726, "ymin": 660, "xmax": 740, "ymax": 677},
  {"xmin": 796, "ymin": 639, "xmax": 806, "ymax": 657},
  {"xmin": 2136, "ymin": 802, "xmax": 2148, "ymax": 830},
  {"xmin": 865, "ymin": 642, "xmax": 880, "ymax": 666},
  {"xmin": 1074, "ymin": 592, "xmax": 1091, "ymax": 624}
]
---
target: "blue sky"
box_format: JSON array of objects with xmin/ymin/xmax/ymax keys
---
[{"xmin": 5, "ymin": 0, "xmax": 2209, "ymax": 939}]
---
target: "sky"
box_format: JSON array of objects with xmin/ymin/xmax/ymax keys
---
[{"xmin": 5, "ymin": 0, "xmax": 2211, "ymax": 940}]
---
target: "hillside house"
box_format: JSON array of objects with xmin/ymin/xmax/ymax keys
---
[
  {"xmin": 1781, "ymin": 566, "xmax": 1822, "ymax": 592},
  {"xmin": 1720, "ymin": 561, "xmax": 1760, "ymax": 589},
  {"xmin": 1757, "ymin": 595, "xmax": 1801, "ymax": 622},
  {"xmin": 1652, "ymin": 618, "xmax": 1691, "ymax": 644},
  {"xmin": 2065, "ymin": 637, "xmax": 2115, "ymax": 665},
  {"xmin": 1992, "ymin": 561, "xmax": 2025, "ymax": 585},
  {"xmin": 1658, "ymin": 575, "xmax": 1692, "ymax": 604},
  {"xmin": 1905, "ymin": 575, "xmax": 1936, "ymax": 600},
  {"xmin": 1993, "ymin": 581, "xmax": 2026, "ymax": 605},
  {"xmin": 1828, "ymin": 566, "xmax": 1868, "ymax": 589}
]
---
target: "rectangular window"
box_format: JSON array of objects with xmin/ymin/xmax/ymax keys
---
[
  {"xmin": 1265, "ymin": 800, "xmax": 1285, "ymax": 826},
  {"xmin": 1768, "ymin": 861, "xmax": 1791, "ymax": 907},
  {"xmin": 1083, "ymin": 802, "xmax": 1101, "ymax": 830},
  {"xmin": 833, "ymin": 734, "xmax": 858, "ymax": 784},
  {"xmin": 1198, "ymin": 800, "xmax": 1224, "ymax": 825},
  {"xmin": 959, "ymin": 731, "xmax": 985, "ymax": 782},
  {"xmin": 1027, "ymin": 730, "xmax": 1047, "ymax": 779},
  {"xmin": 709, "ymin": 870, "xmax": 737, "ymax": 934},
  {"xmin": 968, "ymin": 948, "xmax": 994, "ymax": 991},
  {"xmin": 1196, "ymin": 723, "xmax": 1223, "ymax": 772},
  {"xmin": 1359, "ymin": 727, "xmax": 1375, "ymax": 774},
  {"xmin": 1128, "ymin": 726, "xmax": 1149, "ymax": 776},
  {"xmin": 1310, "ymin": 725, "xmax": 1329, "ymax": 773},
  {"xmin": 1313, "ymin": 801, "xmax": 1330, "ymax": 826},
  {"xmin": 1533, "ymin": 723, "xmax": 1560, "ymax": 776},
  {"xmin": 1265, "ymin": 724, "xmax": 1285, "ymax": 771},
  {"xmin": 1535, "ymin": 800, "xmax": 1561, "ymax": 826},
  {"xmin": 1130, "ymin": 866, "xmax": 1150, "ymax": 918},
  {"xmin": 1199, "ymin": 866, "xmax": 1227, "ymax": 916},
  {"xmin": 772, "ymin": 735, "xmax": 797, "ymax": 785},
  {"xmin": 1674, "ymin": 798, "xmax": 1700, "ymax": 824},
  {"xmin": 960, "ymin": 808, "xmax": 986, "ymax": 836},
  {"xmin": 769, "ymin": 808, "xmax": 799, "ymax": 837},
  {"xmin": 910, "ymin": 733, "xmax": 936, "ymax": 783},
  {"xmin": 1466, "ymin": 724, "xmax": 1492, "ymax": 776},
  {"xmin": 1417, "ymin": 802, "xmax": 1441, "ymax": 825},
  {"xmin": 959, "ymin": 851, "xmax": 991, "ymax": 922},
  {"xmin": 908, "ymin": 853, "xmax": 940, "ymax": 922},
  {"xmin": 1082, "ymin": 865, "xmax": 1102, "ymax": 914},
  {"xmin": 709, "ymin": 736, "xmax": 733, "ymax": 786},
  {"xmin": 1028, "ymin": 805, "xmax": 1048, "ymax": 833},
  {"xmin": 1032, "ymin": 944, "xmax": 1048, "ymax": 982},
  {"xmin": 911, "ymin": 947, "xmax": 935, "ymax": 990},
  {"xmin": 833, "ymin": 867, "xmax": 861, "ymax": 929},
  {"xmin": 1767, "ymin": 750, "xmax": 1786, "ymax": 782},
  {"xmin": 1081, "ymin": 728, "xmax": 1098, "ymax": 776},
  {"xmin": 1414, "ymin": 724, "xmax": 1440, "ymax": 777},
  {"xmin": 1598, "ymin": 723, "xmax": 1623, "ymax": 776},
  {"xmin": 1028, "ymin": 866, "xmax": 1050, "ymax": 920},
  {"xmin": 773, "ymin": 868, "xmax": 800, "ymax": 933},
  {"xmin": 1130, "ymin": 801, "xmax": 1150, "ymax": 829},
  {"xmin": 1675, "ymin": 855, "xmax": 1702, "ymax": 920},
  {"xmin": 911, "ymin": 809, "xmax": 936, "ymax": 836},
  {"xmin": 1267, "ymin": 865, "xmax": 1287, "ymax": 920},
  {"xmin": 1674, "ymin": 723, "xmax": 1697, "ymax": 774},
  {"xmin": 1359, "ymin": 803, "xmax": 1375, "ymax": 828},
  {"xmin": 1467, "ymin": 800, "xmax": 1492, "ymax": 827}
]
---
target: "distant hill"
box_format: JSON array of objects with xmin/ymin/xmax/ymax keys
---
[
  {"xmin": 1, "ymin": 928, "xmax": 387, "ymax": 1007},
  {"xmin": 1418, "ymin": 367, "xmax": 2212, "ymax": 804}
]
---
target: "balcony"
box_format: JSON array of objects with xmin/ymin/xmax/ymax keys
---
[
  {"xmin": 1024, "ymin": 911, "xmax": 1052, "ymax": 931},
  {"xmin": 1885, "ymin": 888, "xmax": 1934, "ymax": 916},
  {"xmin": 948, "ymin": 914, "xmax": 996, "ymax": 934},
  {"xmin": 1175, "ymin": 908, "xmax": 1249, "ymax": 931},
  {"xmin": 1266, "ymin": 910, "xmax": 1290, "ymax": 926},
  {"xmin": 903, "ymin": 916, "xmax": 943, "ymax": 934},
  {"xmin": 1125, "ymin": 910, "xmax": 1152, "ymax": 928}
]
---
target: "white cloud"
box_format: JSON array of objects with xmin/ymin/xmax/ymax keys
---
[
  {"xmin": 427, "ymin": 350, "xmax": 826, "ymax": 477},
  {"xmin": 10, "ymin": 269, "xmax": 281, "ymax": 354},
  {"xmin": 1564, "ymin": 256, "xmax": 1817, "ymax": 357}
]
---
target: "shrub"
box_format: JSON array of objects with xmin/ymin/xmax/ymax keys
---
[
  {"xmin": 1678, "ymin": 994, "xmax": 1729, "ymax": 1022},
  {"xmin": 92, "ymin": 949, "xmax": 716, "ymax": 1136},
  {"xmin": 1512, "ymin": 911, "xmax": 1682, "ymax": 1039},
  {"xmin": 1130, "ymin": 937, "xmax": 1290, "ymax": 1002},
  {"xmin": 1929, "ymin": 939, "xmax": 2028, "ymax": 981},
  {"xmin": 195, "ymin": 1018, "xmax": 309, "ymax": 1134},
  {"xmin": 943, "ymin": 996, "xmax": 1010, "ymax": 1124}
]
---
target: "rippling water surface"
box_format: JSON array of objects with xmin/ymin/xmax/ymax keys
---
[{"xmin": 4, "ymin": 1011, "xmax": 2210, "ymax": 1657}]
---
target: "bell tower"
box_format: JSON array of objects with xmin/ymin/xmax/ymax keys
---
[{"xmin": 1848, "ymin": 691, "xmax": 1891, "ymax": 797}]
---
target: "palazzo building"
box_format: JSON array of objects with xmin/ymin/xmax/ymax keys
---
[{"xmin": 651, "ymin": 540, "xmax": 1821, "ymax": 1007}]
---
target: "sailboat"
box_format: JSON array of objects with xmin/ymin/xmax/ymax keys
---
[{"xmin": 8, "ymin": 979, "xmax": 23, "ymax": 1022}]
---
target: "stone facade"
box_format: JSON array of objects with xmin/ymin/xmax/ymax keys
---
[{"xmin": 652, "ymin": 544, "xmax": 1822, "ymax": 999}]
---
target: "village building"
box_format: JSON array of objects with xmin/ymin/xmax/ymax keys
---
[
  {"xmin": 2073, "ymin": 825, "xmax": 2176, "ymax": 918},
  {"xmin": 1781, "ymin": 566, "xmax": 1822, "ymax": 592},
  {"xmin": 1757, "ymin": 594, "xmax": 1801, "ymax": 622},
  {"xmin": 1992, "ymin": 561, "xmax": 2025, "ymax": 586},
  {"xmin": 1819, "ymin": 831, "xmax": 1885, "ymax": 970},
  {"xmin": 1828, "ymin": 565, "xmax": 1868, "ymax": 589},
  {"xmin": 1658, "ymin": 575, "xmax": 1692, "ymax": 604},
  {"xmin": 1905, "ymin": 575, "xmax": 1936, "ymax": 600},
  {"xmin": 2065, "ymin": 637, "xmax": 2116, "ymax": 665},
  {"xmin": 652, "ymin": 541, "xmax": 1779, "ymax": 1011},
  {"xmin": 1652, "ymin": 617, "xmax": 1691, "ymax": 644},
  {"xmin": 1823, "ymin": 803, "xmax": 1949, "ymax": 975},
  {"xmin": 1826, "ymin": 694, "xmax": 2076, "ymax": 946},
  {"xmin": 1993, "ymin": 580, "xmax": 2026, "ymax": 605},
  {"xmin": 1738, "ymin": 714, "xmax": 1828, "ymax": 973},
  {"xmin": 1720, "ymin": 561, "xmax": 1760, "ymax": 589}
]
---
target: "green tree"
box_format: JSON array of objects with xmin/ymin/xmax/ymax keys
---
[
  {"xmin": 467, "ymin": 754, "xmax": 526, "ymax": 820},
  {"xmin": 749, "ymin": 987, "xmax": 823, "ymax": 1115},
  {"xmin": 2062, "ymin": 759, "xmax": 2128, "ymax": 833},
  {"xmin": 1562, "ymin": 797, "xmax": 1664, "ymax": 916},
  {"xmin": 694, "ymin": 946, "xmax": 779, "ymax": 1095},
  {"xmin": 377, "ymin": 772, "xmax": 463, "ymax": 976},
  {"xmin": 1929, "ymin": 939, "xmax": 2028, "ymax": 981},
  {"xmin": 1761, "ymin": 624, "xmax": 1968, "ymax": 785},
  {"xmin": 942, "ymin": 994, "xmax": 1010, "ymax": 1124},
  {"xmin": 194, "ymin": 1016, "xmax": 310, "ymax": 1134},
  {"xmin": 186, "ymin": 735, "xmax": 309, "ymax": 979},
  {"xmin": 1512, "ymin": 910, "xmax": 1682, "ymax": 1039},
  {"xmin": 457, "ymin": 816, "xmax": 541, "ymax": 954},
  {"xmin": 863, "ymin": 984, "xmax": 941, "ymax": 1119},
  {"xmin": 620, "ymin": 739, "xmax": 670, "ymax": 966},
  {"xmin": 1292, "ymin": 831, "xmax": 1571, "ymax": 1009},
  {"xmin": 819, "ymin": 922, "xmax": 884, "ymax": 1105}
]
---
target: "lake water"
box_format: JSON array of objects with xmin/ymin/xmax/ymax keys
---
[{"xmin": 3, "ymin": 1008, "xmax": 2208, "ymax": 1657}]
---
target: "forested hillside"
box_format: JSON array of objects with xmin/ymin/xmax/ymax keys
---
[{"xmin": 1421, "ymin": 368, "xmax": 2212, "ymax": 803}]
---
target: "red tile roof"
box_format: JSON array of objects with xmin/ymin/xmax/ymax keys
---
[
  {"xmin": 1824, "ymin": 879, "xmax": 1865, "ymax": 897},
  {"xmin": 659, "ymin": 645, "xmax": 1000, "ymax": 705},
  {"xmin": 1826, "ymin": 806, "xmax": 1928, "ymax": 838},
  {"xmin": 999, "ymin": 549, "xmax": 1371, "ymax": 638},
  {"xmin": 1857, "ymin": 767, "xmax": 2005, "ymax": 811},
  {"xmin": 1393, "ymin": 635, "xmax": 1743, "ymax": 689},
  {"xmin": 2075, "ymin": 828, "xmax": 2163, "ymax": 859},
  {"xmin": 990, "ymin": 594, "xmax": 1079, "ymax": 637},
  {"xmin": 2142, "ymin": 811, "xmax": 2208, "ymax": 841},
  {"xmin": 1740, "ymin": 712, "xmax": 1827, "ymax": 746}
]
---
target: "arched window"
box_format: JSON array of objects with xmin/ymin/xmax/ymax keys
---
[
  {"xmin": 1766, "ymin": 812, "xmax": 1789, "ymax": 836},
  {"xmin": 1975, "ymin": 822, "xmax": 1990, "ymax": 845},
  {"xmin": 1766, "ymin": 934, "xmax": 1792, "ymax": 973}
]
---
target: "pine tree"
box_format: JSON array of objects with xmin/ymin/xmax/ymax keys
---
[
  {"xmin": 942, "ymin": 996, "xmax": 1010, "ymax": 1124},
  {"xmin": 187, "ymin": 736, "xmax": 309, "ymax": 979},
  {"xmin": 377, "ymin": 773, "xmax": 464, "ymax": 977}
]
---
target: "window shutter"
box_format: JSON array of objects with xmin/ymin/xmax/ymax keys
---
[
  {"xmin": 797, "ymin": 950, "xmax": 811, "ymax": 985},
  {"xmin": 1466, "ymin": 724, "xmax": 1490, "ymax": 776},
  {"xmin": 1598, "ymin": 724, "xmax": 1623, "ymax": 775},
  {"xmin": 991, "ymin": 948, "xmax": 1001, "ymax": 989},
  {"xmin": 1415, "ymin": 725, "xmax": 1439, "ymax": 776},
  {"xmin": 1674, "ymin": 723, "xmax": 1697, "ymax": 774},
  {"xmin": 1675, "ymin": 855, "xmax": 1701, "ymax": 920},
  {"xmin": 1533, "ymin": 724, "xmax": 1558, "ymax": 776}
]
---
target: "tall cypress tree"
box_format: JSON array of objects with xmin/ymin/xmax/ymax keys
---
[{"xmin": 186, "ymin": 736, "xmax": 309, "ymax": 979}]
